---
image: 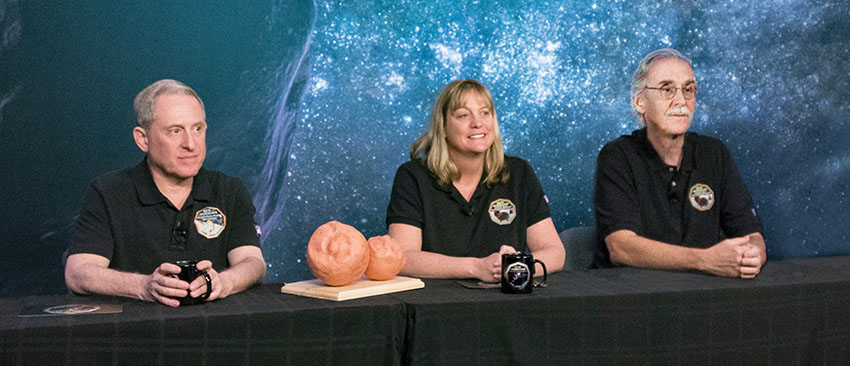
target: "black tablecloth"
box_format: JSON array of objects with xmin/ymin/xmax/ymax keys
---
[
  {"xmin": 0, "ymin": 285, "xmax": 406, "ymax": 366},
  {"xmin": 3, "ymin": 257, "xmax": 850, "ymax": 366},
  {"xmin": 391, "ymin": 256, "xmax": 850, "ymax": 365}
]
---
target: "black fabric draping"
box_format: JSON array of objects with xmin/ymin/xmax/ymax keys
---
[
  {"xmin": 3, "ymin": 257, "xmax": 850, "ymax": 366},
  {"xmin": 0, "ymin": 285, "xmax": 406, "ymax": 366},
  {"xmin": 391, "ymin": 256, "xmax": 850, "ymax": 365}
]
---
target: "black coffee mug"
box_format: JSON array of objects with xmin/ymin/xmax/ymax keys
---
[
  {"xmin": 174, "ymin": 260, "xmax": 212, "ymax": 306},
  {"xmin": 501, "ymin": 253, "xmax": 547, "ymax": 294}
]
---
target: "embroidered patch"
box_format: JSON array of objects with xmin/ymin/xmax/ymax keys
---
[
  {"xmin": 194, "ymin": 206, "xmax": 226, "ymax": 239},
  {"xmin": 489, "ymin": 198, "xmax": 516, "ymax": 225},
  {"xmin": 688, "ymin": 183, "xmax": 715, "ymax": 211}
]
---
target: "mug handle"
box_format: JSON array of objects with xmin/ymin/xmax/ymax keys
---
[
  {"xmin": 532, "ymin": 259, "xmax": 547, "ymax": 287},
  {"xmin": 199, "ymin": 270, "xmax": 212, "ymax": 300}
]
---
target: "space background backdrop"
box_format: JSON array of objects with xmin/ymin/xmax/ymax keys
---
[{"xmin": 1, "ymin": 0, "xmax": 848, "ymax": 295}]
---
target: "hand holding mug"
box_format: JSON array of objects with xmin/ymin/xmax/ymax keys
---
[{"xmin": 174, "ymin": 260, "xmax": 212, "ymax": 306}]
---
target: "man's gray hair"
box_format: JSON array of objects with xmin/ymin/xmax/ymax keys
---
[
  {"xmin": 630, "ymin": 48, "xmax": 692, "ymax": 126},
  {"xmin": 134, "ymin": 79, "xmax": 205, "ymax": 129}
]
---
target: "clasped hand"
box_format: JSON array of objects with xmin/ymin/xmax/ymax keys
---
[
  {"xmin": 142, "ymin": 260, "xmax": 231, "ymax": 307},
  {"xmin": 474, "ymin": 245, "xmax": 518, "ymax": 282},
  {"xmin": 702, "ymin": 237, "xmax": 765, "ymax": 279}
]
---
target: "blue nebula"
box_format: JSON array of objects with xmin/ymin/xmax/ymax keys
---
[
  {"xmin": 254, "ymin": 0, "xmax": 850, "ymax": 283},
  {"xmin": 2, "ymin": 0, "xmax": 847, "ymax": 295}
]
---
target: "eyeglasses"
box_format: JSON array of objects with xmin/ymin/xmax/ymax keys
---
[{"xmin": 644, "ymin": 85, "xmax": 698, "ymax": 100}]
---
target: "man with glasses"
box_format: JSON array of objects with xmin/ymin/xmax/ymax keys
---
[
  {"xmin": 593, "ymin": 48, "xmax": 766, "ymax": 278},
  {"xmin": 64, "ymin": 79, "xmax": 266, "ymax": 306}
]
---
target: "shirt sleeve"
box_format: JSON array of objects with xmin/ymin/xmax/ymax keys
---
[
  {"xmin": 225, "ymin": 179, "xmax": 261, "ymax": 251},
  {"xmin": 594, "ymin": 143, "xmax": 643, "ymax": 238},
  {"xmin": 520, "ymin": 159, "xmax": 551, "ymax": 227},
  {"xmin": 718, "ymin": 143, "xmax": 764, "ymax": 237},
  {"xmin": 386, "ymin": 162, "xmax": 424, "ymax": 228},
  {"xmin": 67, "ymin": 181, "xmax": 115, "ymax": 260}
]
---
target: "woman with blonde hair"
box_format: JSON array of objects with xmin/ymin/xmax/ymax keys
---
[{"xmin": 386, "ymin": 79, "xmax": 564, "ymax": 282}]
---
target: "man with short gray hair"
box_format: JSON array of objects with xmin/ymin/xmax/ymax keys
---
[
  {"xmin": 593, "ymin": 49, "xmax": 766, "ymax": 278},
  {"xmin": 65, "ymin": 79, "xmax": 266, "ymax": 306}
]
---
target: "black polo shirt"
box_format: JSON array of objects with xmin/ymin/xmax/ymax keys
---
[
  {"xmin": 386, "ymin": 156, "xmax": 550, "ymax": 258},
  {"xmin": 593, "ymin": 128, "xmax": 763, "ymax": 268},
  {"xmin": 68, "ymin": 159, "xmax": 260, "ymax": 274}
]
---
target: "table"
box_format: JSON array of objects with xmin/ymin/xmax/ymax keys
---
[
  {"xmin": 3, "ymin": 257, "xmax": 850, "ymax": 366},
  {"xmin": 0, "ymin": 285, "xmax": 406, "ymax": 366},
  {"xmin": 390, "ymin": 256, "xmax": 850, "ymax": 365}
]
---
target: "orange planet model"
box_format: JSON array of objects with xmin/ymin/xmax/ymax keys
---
[
  {"xmin": 306, "ymin": 221, "xmax": 369, "ymax": 286},
  {"xmin": 365, "ymin": 235, "xmax": 406, "ymax": 280}
]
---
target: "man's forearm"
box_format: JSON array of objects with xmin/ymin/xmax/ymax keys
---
[
  {"xmin": 606, "ymin": 230, "xmax": 702, "ymax": 271},
  {"xmin": 218, "ymin": 256, "xmax": 266, "ymax": 297},
  {"xmin": 66, "ymin": 263, "xmax": 147, "ymax": 300}
]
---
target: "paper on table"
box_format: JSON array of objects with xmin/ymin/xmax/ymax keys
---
[
  {"xmin": 18, "ymin": 304, "xmax": 123, "ymax": 317},
  {"xmin": 455, "ymin": 280, "xmax": 501, "ymax": 289}
]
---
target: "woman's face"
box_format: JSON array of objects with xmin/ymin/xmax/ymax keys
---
[{"xmin": 445, "ymin": 91, "xmax": 495, "ymax": 159}]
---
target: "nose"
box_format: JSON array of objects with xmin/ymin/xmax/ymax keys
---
[
  {"xmin": 181, "ymin": 131, "xmax": 196, "ymax": 150},
  {"xmin": 469, "ymin": 113, "xmax": 482, "ymax": 128}
]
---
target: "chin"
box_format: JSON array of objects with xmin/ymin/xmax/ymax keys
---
[
  {"xmin": 471, "ymin": 139, "xmax": 494, "ymax": 152},
  {"xmin": 468, "ymin": 146, "xmax": 491, "ymax": 154},
  {"xmin": 664, "ymin": 121, "xmax": 691, "ymax": 135},
  {"xmin": 174, "ymin": 166, "xmax": 202, "ymax": 179}
]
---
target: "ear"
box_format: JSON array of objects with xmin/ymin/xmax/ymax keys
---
[
  {"xmin": 633, "ymin": 94, "xmax": 646, "ymax": 115},
  {"xmin": 133, "ymin": 126, "xmax": 149, "ymax": 153}
]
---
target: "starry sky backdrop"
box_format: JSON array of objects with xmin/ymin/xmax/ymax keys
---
[{"xmin": 1, "ymin": 0, "xmax": 848, "ymax": 295}]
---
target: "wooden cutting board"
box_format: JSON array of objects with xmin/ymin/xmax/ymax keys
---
[{"xmin": 280, "ymin": 276, "xmax": 424, "ymax": 301}]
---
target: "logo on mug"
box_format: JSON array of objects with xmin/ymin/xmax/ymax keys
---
[
  {"xmin": 503, "ymin": 262, "xmax": 530, "ymax": 290},
  {"xmin": 194, "ymin": 206, "xmax": 226, "ymax": 239},
  {"xmin": 489, "ymin": 198, "xmax": 516, "ymax": 225},
  {"xmin": 501, "ymin": 253, "xmax": 547, "ymax": 294}
]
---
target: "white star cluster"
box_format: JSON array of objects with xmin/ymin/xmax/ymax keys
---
[{"xmin": 257, "ymin": 0, "xmax": 850, "ymax": 282}]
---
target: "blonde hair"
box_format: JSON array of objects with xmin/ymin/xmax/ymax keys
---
[{"xmin": 410, "ymin": 79, "xmax": 509, "ymax": 186}]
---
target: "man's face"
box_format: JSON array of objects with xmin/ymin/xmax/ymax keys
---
[
  {"xmin": 635, "ymin": 57, "xmax": 697, "ymax": 137},
  {"xmin": 135, "ymin": 94, "xmax": 207, "ymax": 183}
]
